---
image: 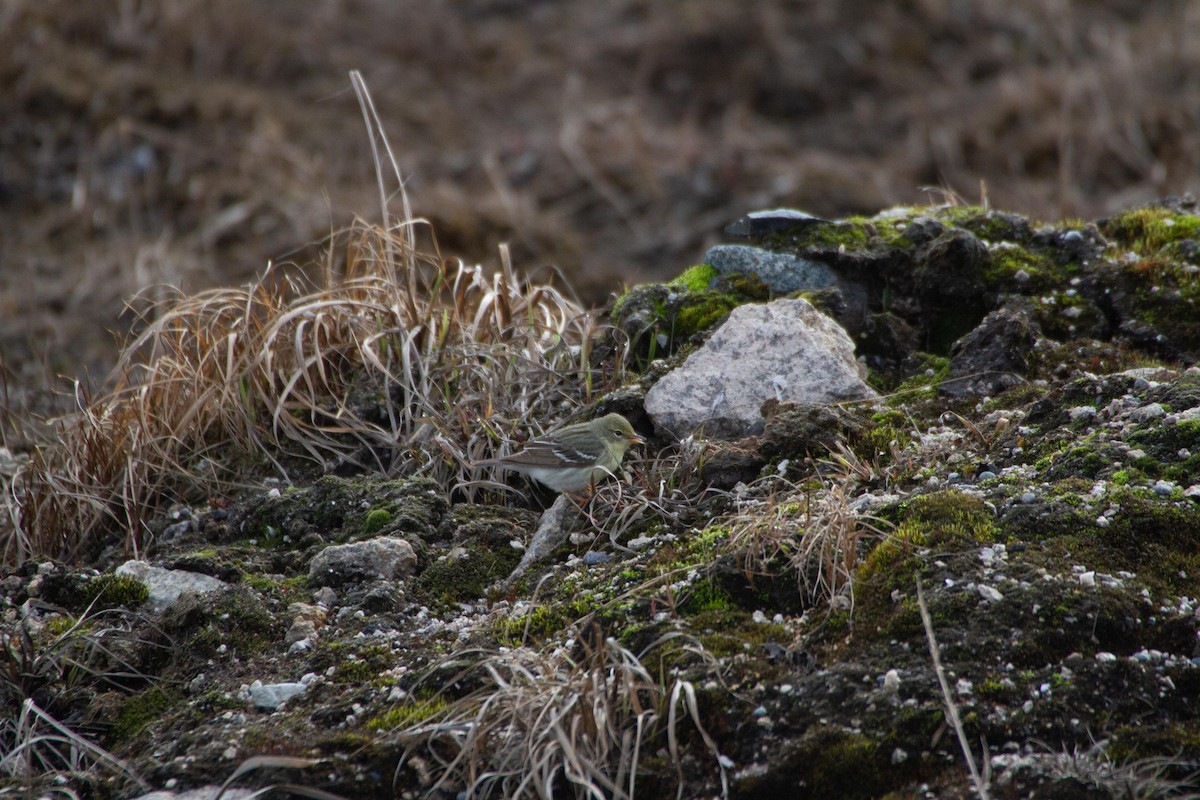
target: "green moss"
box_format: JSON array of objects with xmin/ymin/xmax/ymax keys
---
[
  {"xmin": 1069, "ymin": 491, "xmax": 1200, "ymax": 596},
  {"xmin": 1107, "ymin": 721, "xmax": 1200, "ymax": 765},
  {"xmin": 363, "ymin": 508, "xmax": 392, "ymax": 533},
  {"xmin": 613, "ymin": 272, "xmax": 769, "ymax": 370},
  {"xmin": 939, "ymin": 207, "xmax": 1034, "ymax": 243},
  {"xmin": 179, "ymin": 586, "xmax": 278, "ymax": 657},
  {"xmin": 244, "ymin": 475, "xmax": 447, "ymax": 544},
  {"xmin": 895, "ymin": 490, "xmax": 1001, "ymax": 547},
  {"xmin": 306, "ymin": 642, "xmax": 398, "ymax": 685},
  {"xmin": 1101, "ymin": 207, "xmax": 1200, "ymax": 254},
  {"xmin": 668, "ymin": 263, "xmax": 718, "ymax": 292},
  {"xmin": 417, "ymin": 545, "xmax": 520, "ymax": 603},
  {"xmin": 686, "ymin": 526, "xmax": 730, "ymax": 558},
  {"xmin": 80, "ymin": 574, "xmax": 149, "ymax": 610},
  {"xmin": 242, "ymin": 573, "xmax": 308, "ymax": 600},
  {"xmin": 847, "ymin": 213, "xmax": 916, "ymax": 249},
  {"xmin": 984, "ymin": 242, "xmax": 1058, "ymax": 288},
  {"xmin": 681, "ymin": 578, "xmax": 733, "ymax": 614},
  {"xmin": 331, "ymin": 645, "xmax": 397, "ymax": 684},
  {"xmin": 887, "ymin": 353, "xmax": 949, "ymax": 403},
  {"xmin": 366, "ymin": 691, "xmax": 450, "ymax": 732},
  {"xmin": 44, "ymin": 615, "xmax": 78, "ymax": 636},
  {"xmin": 675, "ymin": 293, "xmax": 738, "ymax": 336},
  {"xmin": 111, "ymin": 687, "xmax": 173, "ymax": 742},
  {"xmin": 735, "ymin": 727, "xmax": 893, "ymax": 799},
  {"xmin": 855, "ymin": 409, "xmax": 914, "ymax": 465},
  {"xmin": 495, "ymin": 599, "xmax": 593, "ymax": 645},
  {"xmin": 854, "ymin": 491, "xmax": 1000, "ymax": 644},
  {"xmin": 976, "ymin": 674, "xmax": 1020, "ymax": 703},
  {"xmin": 763, "ymin": 220, "xmax": 871, "ymax": 252}
]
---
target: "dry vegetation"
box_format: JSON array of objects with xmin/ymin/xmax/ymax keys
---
[
  {"xmin": 389, "ymin": 633, "xmax": 726, "ymax": 800},
  {"xmin": 2, "ymin": 216, "xmax": 617, "ymax": 565}
]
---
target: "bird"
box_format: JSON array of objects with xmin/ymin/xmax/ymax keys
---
[{"xmin": 475, "ymin": 413, "xmax": 645, "ymax": 493}]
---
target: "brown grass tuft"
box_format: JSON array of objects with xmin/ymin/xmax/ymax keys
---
[
  {"xmin": 388, "ymin": 631, "xmax": 727, "ymax": 799},
  {"xmin": 3, "ymin": 221, "xmax": 616, "ymax": 567}
]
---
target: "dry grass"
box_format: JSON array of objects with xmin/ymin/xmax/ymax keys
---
[
  {"xmin": 388, "ymin": 631, "xmax": 727, "ymax": 799},
  {"xmin": 1036, "ymin": 743, "xmax": 1200, "ymax": 799},
  {"xmin": 0, "ymin": 698, "xmax": 146, "ymax": 797},
  {"xmin": 0, "ymin": 606, "xmax": 167, "ymax": 795},
  {"xmin": 579, "ymin": 436, "xmax": 712, "ymax": 551},
  {"xmin": 2, "ymin": 219, "xmax": 615, "ymax": 567},
  {"xmin": 725, "ymin": 474, "xmax": 886, "ymax": 611}
]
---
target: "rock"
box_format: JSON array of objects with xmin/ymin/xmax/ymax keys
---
[
  {"xmin": 699, "ymin": 438, "xmax": 766, "ymax": 490},
  {"xmin": 859, "ymin": 312, "xmax": 919, "ymax": 358},
  {"xmin": 286, "ymin": 602, "xmax": 327, "ymax": 645},
  {"xmin": 644, "ymin": 298, "xmax": 878, "ymax": 439},
  {"xmin": 723, "ymin": 208, "xmax": 828, "ymax": 238},
  {"xmin": 704, "ymin": 244, "xmax": 839, "ymax": 294},
  {"xmin": 915, "ymin": 228, "xmax": 991, "ymax": 303},
  {"xmin": 913, "ymin": 228, "xmax": 992, "ymax": 346},
  {"xmin": 115, "ymin": 560, "xmax": 228, "ymax": 614},
  {"xmin": 942, "ymin": 306, "xmax": 1038, "ymax": 398},
  {"xmin": 131, "ymin": 789, "xmax": 255, "ymax": 800},
  {"xmin": 246, "ymin": 680, "xmax": 307, "ymax": 711},
  {"xmin": 307, "ymin": 537, "xmax": 417, "ymax": 588},
  {"xmin": 759, "ymin": 400, "xmax": 868, "ymax": 460},
  {"xmin": 498, "ymin": 494, "xmax": 573, "ymax": 586}
]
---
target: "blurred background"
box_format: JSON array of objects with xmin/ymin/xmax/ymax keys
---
[{"xmin": 1, "ymin": 0, "xmax": 1198, "ymax": 394}]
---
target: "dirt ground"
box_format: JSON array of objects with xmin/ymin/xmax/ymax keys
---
[{"xmin": 1, "ymin": 0, "xmax": 1198, "ymax": 401}]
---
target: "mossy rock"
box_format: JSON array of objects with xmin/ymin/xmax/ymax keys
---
[
  {"xmin": 733, "ymin": 726, "xmax": 911, "ymax": 800},
  {"xmin": 611, "ymin": 268, "xmax": 769, "ymax": 368},
  {"xmin": 244, "ymin": 475, "xmax": 448, "ymax": 545},
  {"xmin": 35, "ymin": 570, "xmax": 150, "ymax": 612},
  {"xmin": 1100, "ymin": 206, "xmax": 1200, "ymax": 255},
  {"xmin": 416, "ymin": 545, "xmax": 520, "ymax": 603}
]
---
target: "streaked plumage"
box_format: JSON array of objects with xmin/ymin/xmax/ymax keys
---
[{"xmin": 475, "ymin": 413, "xmax": 645, "ymax": 492}]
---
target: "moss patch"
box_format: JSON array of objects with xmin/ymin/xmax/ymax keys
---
[{"xmin": 416, "ymin": 545, "xmax": 521, "ymax": 603}]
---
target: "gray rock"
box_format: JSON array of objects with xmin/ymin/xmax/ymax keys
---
[
  {"xmin": 942, "ymin": 306, "xmax": 1036, "ymax": 398},
  {"xmin": 723, "ymin": 208, "xmax": 828, "ymax": 238},
  {"xmin": 115, "ymin": 560, "xmax": 228, "ymax": 614},
  {"xmin": 1131, "ymin": 402, "xmax": 1165, "ymax": 422},
  {"xmin": 644, "ymin": 298, "xmax": 877, "ymax": 439},
  {"xmin": 131, "ymin": 789, "xmax": 255, "ymax": 800},
  {"xmin": 500, "ymin": 494, "xmax": 572, "ymax": 586},
  {"xmin": 704, "ymin": 244, "xmax": 839, "ymax": 294},
  {"xmin": 308, "ymin": 537, "xmax": 417, "ymax": 587},
  {"xmin": 246, "ymin": 680, "xmax": 307, "ymax": 710}
]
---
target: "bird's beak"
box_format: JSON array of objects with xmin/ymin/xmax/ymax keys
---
[{"xmin": 628, "ymin": 433, "xmax": 646, "ymax": 445}]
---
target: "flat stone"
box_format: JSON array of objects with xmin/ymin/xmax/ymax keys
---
[
  {"xmin": 704, "ymin": 244, "xmax": 839, "ymax": 294},
  {"xmin": 308, "ymin": 536, "xmax": 417, "ymax": 587},
  {"xmin": 723, "ymin": 208, "xmax": 828, "ymax": 238},
  {"xmin": 246, "ymin": 680, "xmax": 307, "ymax": 711},
  {"xmin": 115, "ymin": 560, "xmax": 228, "ymax": 613}
]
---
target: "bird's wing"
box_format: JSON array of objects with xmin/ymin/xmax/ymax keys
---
[{"xmin": 498, "ymin": 437, "xmax": 601, "ymax": 468}]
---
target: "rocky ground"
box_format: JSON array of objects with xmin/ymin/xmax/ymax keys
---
[{"xmin": 4, "ymin": 201, "xmax": 1200, "ymax": 799}]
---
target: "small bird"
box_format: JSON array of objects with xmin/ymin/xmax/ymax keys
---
[{"xmin": 475, "ymin": 413, "xmax": 645, "ymax": 493}]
